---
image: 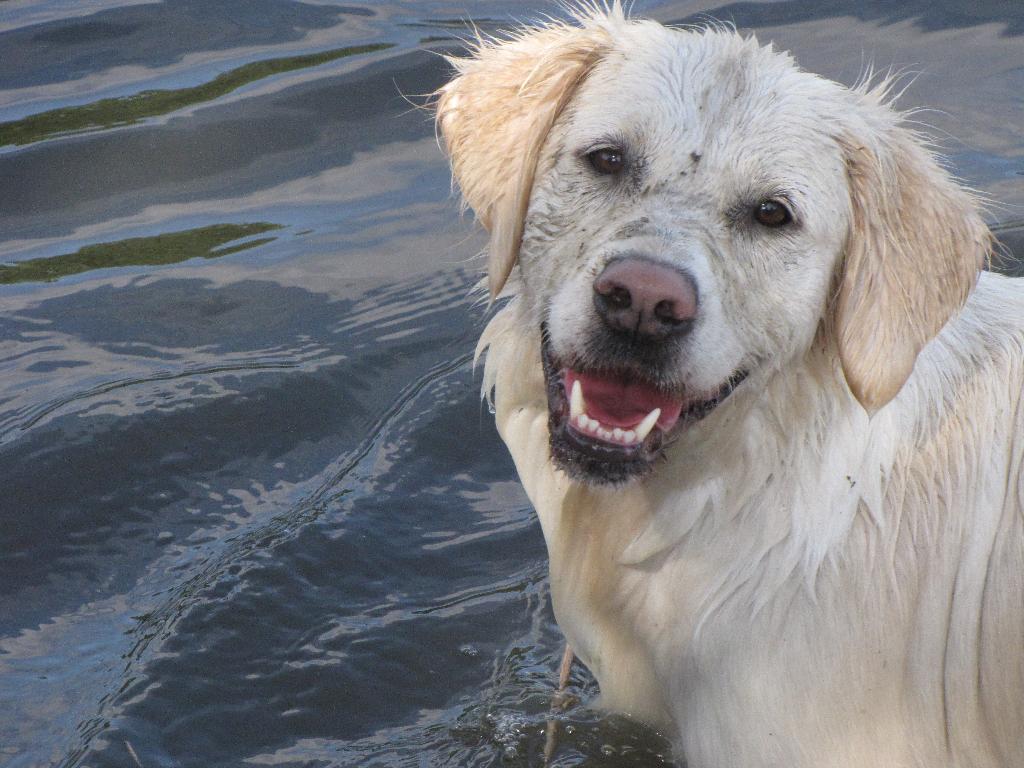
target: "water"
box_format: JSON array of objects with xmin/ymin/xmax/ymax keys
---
[{"xmin": 1, "ymin": 2, "xmax": 1021, "ymax": 766}]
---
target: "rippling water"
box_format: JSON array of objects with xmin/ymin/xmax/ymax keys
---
[{"xmin": 1, "ymin": 2, "xmax": 1022, "ymax": 766}]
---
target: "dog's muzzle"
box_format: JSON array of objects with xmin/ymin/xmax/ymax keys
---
[{"xmin": 541, "ymin": 326, "xmax": 747, "ymax": 485}]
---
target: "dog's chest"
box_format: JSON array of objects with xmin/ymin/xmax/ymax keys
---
[
  {"xmin": 541, "ymin": 489, "xmax": 923, "ymax": 761},
  {"xmin": 544, "ymin": 503, "xmax": 678, "ymax": 729},
  {"xmin": 539, "ymin": 489, "xmax": 753, "ymax": 731}
]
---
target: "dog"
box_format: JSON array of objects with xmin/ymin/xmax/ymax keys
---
[{"xmin": 436, "ymin": 5, "xmax": 1024, "ymax": 767}]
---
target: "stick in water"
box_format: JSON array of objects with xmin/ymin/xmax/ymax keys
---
[{"xmin": 543, "ymin": 643, "xmax": 576, "ymax": 764}]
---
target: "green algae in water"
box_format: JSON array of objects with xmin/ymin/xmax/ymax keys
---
[
  {"xmin": 0, "ymin": 43, "xmax": 394, "ymax": 147},
  {"xmin": 0, "ymin": 222, "xmax": 283, "ymax": 284}
]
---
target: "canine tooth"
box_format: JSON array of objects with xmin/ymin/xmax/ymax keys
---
[
  {"xmin": 570, "ymin": 379, "xmax": 585, "ymax": 420},
  {"xmin": 578, "ymin": 414, "xmax": 592, "ymax": 430},
  {"xmin": 634, "ymin": 408, "xmax": 661, "ymax": 441}
]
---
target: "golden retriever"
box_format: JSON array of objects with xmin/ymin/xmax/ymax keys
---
[{"xmin": 436, "ymin": 5, "xmax": 1023, "ymax": 767}]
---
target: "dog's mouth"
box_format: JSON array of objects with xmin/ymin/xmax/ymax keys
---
[{"xmin": 542, "ymin": 329, "xmax": 747, "ymax": 484}]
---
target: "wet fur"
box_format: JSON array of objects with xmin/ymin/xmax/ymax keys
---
[{"xmin": 438, "ymin": 5, "xmax": 1023, "ymax": 767}]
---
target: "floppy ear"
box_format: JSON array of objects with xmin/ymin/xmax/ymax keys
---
[
  {"xmin": 835, "ymin": 115, "xmax": 991, "ymax": 413},
  {"xmin": 436, "ymin": 16, "xmax": 613, "ymax": 299}
]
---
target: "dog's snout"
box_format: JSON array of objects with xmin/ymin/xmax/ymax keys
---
[{"xmin": 593, "ymin": 257, "xmax": 698, "ymax": 339}]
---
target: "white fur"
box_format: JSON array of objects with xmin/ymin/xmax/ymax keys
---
[{"xmin": 441, "ymin": 7, "xmax": 1024, "ymax": 767}]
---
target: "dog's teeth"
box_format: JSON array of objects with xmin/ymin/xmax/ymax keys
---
[
  {"xmin": 570, "ymin": 398, "xmax": 654, "ymax": 446},
  {"xmin": 569, "ymin": 379, "xmax": 585, "ymax": 420},
  {"xmin": 634, "ymin": 408, "xmax": 661, "ymax": 441}
]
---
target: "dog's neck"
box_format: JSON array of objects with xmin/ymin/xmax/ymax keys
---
[{"xmin": 478, "ymin": 299, "xmax": 898, "ymax": 576}]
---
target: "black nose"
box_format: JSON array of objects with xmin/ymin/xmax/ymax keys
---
[{"xmin": 592, "ymin": 256, "xmax": 698, "ymax": 340}]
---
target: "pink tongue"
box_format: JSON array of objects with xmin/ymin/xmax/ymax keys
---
[{"xmin": 565, "ymin": 370, "xmax": 684, "ymax": 431}]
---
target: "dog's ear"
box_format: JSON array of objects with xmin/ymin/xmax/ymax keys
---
[
  {"xmin": 436, "ymin": 18, "xmax": 613, "ymax": 299},
  {"xmin": 835, "ymin": 112, "xmax": 991, "ymax": 413}
]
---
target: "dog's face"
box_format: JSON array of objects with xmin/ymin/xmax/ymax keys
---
[
  {"xmin": 438, "ymin": 11, "xmax": 987, "ymax": 485},
  {"xmin": 520, "ymin": 28, "xmax": 851, "ymax": 482}
]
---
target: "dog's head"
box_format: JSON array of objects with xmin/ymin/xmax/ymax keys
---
[{"xmin": 437, "ymin": 7, "xmax": 990, "ymax": 485}]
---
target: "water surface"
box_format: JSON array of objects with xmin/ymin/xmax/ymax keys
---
[{"xmin": 1, "ymin": 2, "xmax": 1021, "ymax": 766}]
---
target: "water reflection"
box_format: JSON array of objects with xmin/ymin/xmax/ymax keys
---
[
  {"xmin": 0, "ymin": 0, "xmax": 364, "ymax": 89},
  {"xmin": 669, "ymin": 0, "xmax": 1024, "ymax": 35},
  {"xmin": 0, "ymin": 1, "xmax": 1021, "ymax": 767},
  {"xmin": 0, "ymin": 44, "xmax": 393, "ymax": 147},
  {"xmin": 0, "ymin": 48, "xmax": 449, "ymax": 242},
  {"xmin": 0, "ymin": 223, "xmax": 282, "ymax": 282}
]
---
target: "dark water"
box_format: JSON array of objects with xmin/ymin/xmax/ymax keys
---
[{"xmin": 1, "ymin": 2, "xmax": 1021, "ymax": 766}]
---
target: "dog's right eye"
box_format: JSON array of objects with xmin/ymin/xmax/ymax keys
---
[
  {"xmin": 753, "ymin": 199, "xmax": 793, "ymax": 228},
  {"xmin": 586, "ymin": 147, "xmax": 625, "ymax": 175}
]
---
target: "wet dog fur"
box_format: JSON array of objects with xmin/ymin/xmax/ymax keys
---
[{"xmin": 436, "ymin": 5, "xmax": 1024, "ymax": 767}]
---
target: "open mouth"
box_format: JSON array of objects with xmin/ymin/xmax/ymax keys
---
[{"xmin": 542, "ymin": 329, "xmax": 747, "ymax": 484}]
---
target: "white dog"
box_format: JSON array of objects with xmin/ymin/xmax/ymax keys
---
[{"xmin": 437, "ymin": 6, "xmax": 1023, "ymax": 767}]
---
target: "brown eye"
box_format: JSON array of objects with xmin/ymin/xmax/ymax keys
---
[
  {"xmin": 587, "ymin": 147, "xmax": 624, "ymax": 175},
  {"xmin": 754, "ymin": 199, "xmax": 792, "ymax": 227}
]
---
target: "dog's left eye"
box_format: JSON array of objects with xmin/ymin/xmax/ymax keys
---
[
  {"xmin": 586, "ymin": 147, "xmax": 625, "ymax": 175},
  {"xmin": 754, "ymin": 199, "xmax": 793, "ymax": 227}
]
